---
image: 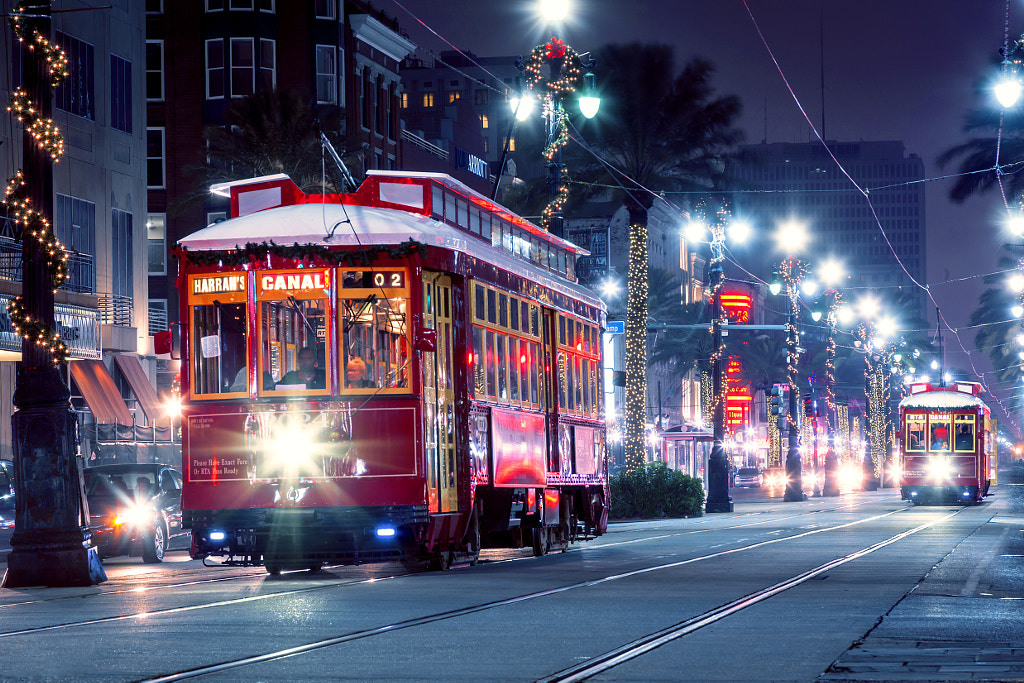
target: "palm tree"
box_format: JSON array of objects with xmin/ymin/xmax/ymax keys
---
[
  {"xmin": 585, "ymin": 43, "xmax": 743, "ymax": 471},
  {"xmin": 183, "ymin": 88, "xmax": 365, "ymax": 204},
  {"xmin": 969, "ymin": 249, "xmax": 1024, "ymax": 386}
]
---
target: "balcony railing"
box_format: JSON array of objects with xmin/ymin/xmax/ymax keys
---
[
  {"xmin": 98, "ymin": 294, "xmax": 134, "ymax": 327},
  {"xmin": 0, "ymin": 232, "xmax": 95, "ymax": 294},
  {"xmin": 148, "ymin": 302, "xmax": 168, "ymax": 335}
]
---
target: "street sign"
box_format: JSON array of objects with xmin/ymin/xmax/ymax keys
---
[{"xmin": 606, "ymin": 320, "xmax": 625, "ymax": 334}]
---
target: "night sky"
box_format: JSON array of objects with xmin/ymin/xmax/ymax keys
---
[{"xmin": 391, "ymin": 0, "xmax": 1020, "ymax": 421}]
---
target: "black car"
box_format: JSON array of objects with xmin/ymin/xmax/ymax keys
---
[
  {"xmin": 0, "ymin": 458, "xmax": 14, "ymax": 518},
  {"xmin": 84, "ymin": 464, "xmax": 186, "ymax": 563}
]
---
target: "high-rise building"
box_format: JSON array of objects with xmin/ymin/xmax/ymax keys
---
[{"xmin": 730, "ymin": 140, "xmax": 927, "ymax": 321}]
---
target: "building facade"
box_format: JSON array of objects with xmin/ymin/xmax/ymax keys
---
[{"xmin": 0, "ymin": 0, "xmax": 160, "ymax": 461}]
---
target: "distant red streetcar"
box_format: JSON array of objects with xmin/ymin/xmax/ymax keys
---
[
  {"xmin": 173, "ymin": 171, "xmax": 608, "ymax": 572},
  {"xmin": 898, "ymin": 382, "xmax": 992, "ymax": 505}
]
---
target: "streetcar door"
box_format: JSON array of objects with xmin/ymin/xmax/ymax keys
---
[{"xmin": 423, "ymin": 274, "xmax": 457, "ymax": 513}]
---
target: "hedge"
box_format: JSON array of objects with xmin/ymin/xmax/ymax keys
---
[{"xmin": 609, "ymin": 462, "xmax": 705, "ymax": 519}]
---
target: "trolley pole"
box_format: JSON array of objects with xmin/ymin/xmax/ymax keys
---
[{"xmin": 3, "ymin": 4, "xmax": 105, "ymax": 587}]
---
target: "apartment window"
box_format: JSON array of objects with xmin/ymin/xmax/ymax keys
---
[
  {"xmin": 400, "ymin": 92, "xmax": 408, "ymax": 109},
  {"xmin": 146, "ymin": 41, "xmax": 164, "ymax": 101},
  {"xmin": 230, "ymin": 38, "xmax": 254, "ymax": 97},
  {"xmin": 55, "ymin": 194, "xmax": 96, "ymax": 293},
  {"xmin": 147, "ymin": 128, "xmax": 165, "ymax": 188},
  {"xmin": 315, "ymin": 45, "xmax": 336, "ymax": 104},
  {"xmin": 259, "ymin": 38, "xmax": 276, "ymax": 90},
  {"xmin": 259, "ymin": 0, "xmax": 275, "ymax": 10},
  {"xmin": 147, "ymin": 214, "xmax": 166, "ymax": 275},
  {"xmin": 480, "ymin": 113, "xmax": 489, "ymax": 129},
  {"xmin": 55, "ymin": 32, "xmax": 94, "ymax": 120},
  {"xmin": 110, "ymin": 55, "xmax": 132, "ymax": 133},
  {"xmin": 361, "ymin": 74, "xmax": 372, "ymax": 129},
  {"xmin": 422, "ymin": 92, "xmax": 434, "ymax": 107},
  {"xmin": 205, "ymin": 39, "xmax": 225, "ymax": 98},
  {"xmin": 229, "ymin": 0, "xmax": 253, "ymax": 8},
  {"xmin": 483, "ymin": 138, "xmax": 488, "ymax": 153},
  {"xmin": 508, "ymin": 136, "xmax": 515, "ymax": 152},
  {"xmin": 447, "ymin": 90, "xmax": 462, "ymax": 103},
  {"xmin": 315, "ymin": 0, "xmax": 335, "ymax": 18},
  {"xmin": 474, "ymin": 89, "xmax": 488, "ymax": 105},
  {"xmin": 206, "ymin": 0, "xmax": 225, "ymax": 8},
  {"xmin": 146, "ymin": 0, "xmax": 163, "ymax": 12},
  {"xmin": 111, "ymin": 209, "xmax": 134, "ymax": 299}
]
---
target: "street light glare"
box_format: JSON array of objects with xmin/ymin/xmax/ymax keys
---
[
  {"xmin": 510, "ymin": 95, "xmax": 534, "ymax": 121},
  {"xmin": 1009, "ymin": 273, "xmax": 1024, "ymax": 293},
  {"xmin": 776, "ymin": 220, "xmax": 808, "ymax": 253},
  {"xmin": 995, "ymin": 76, "xmax": 1022, "ymax": 108},
  {"xmin": 538, "ymin": 0, "xmax": 570, "ymax": 22},
  {"xmin": 856, "ymin": 296, "xmax": 880, "ymax": 319},
  {"xmin": 727, "ymin": 219, "xmax": 751, "ymax": 244},
  {"xmin": 1008, "ymin": 214, "xmax": 1024, "ymax": 237},
  {"xmin": 683, "ymin": 221, "xmax": 706, "ymax": 244},
  {"xmin": 819, "ymin": 259, "xmax": 844, "ymax": 285},
  {"xmin": 801, "ymin": 279, "xmax": 818, "ymax": 297}
]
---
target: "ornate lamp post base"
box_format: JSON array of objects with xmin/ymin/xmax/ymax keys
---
[{"xmin": 3, "ymin": 374, "xmax": 107, "ymax": 588}]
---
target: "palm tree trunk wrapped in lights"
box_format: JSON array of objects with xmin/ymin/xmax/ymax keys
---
[{"xmin": 624, "ymin": 218, "xmax": 649, "ymax": 471}]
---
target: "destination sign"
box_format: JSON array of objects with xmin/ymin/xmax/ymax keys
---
[
  {"xmin": 259, "ymin": 270, "xmax": 330, "ymax": 293},
  {"xmin": 192, "ymin": 274, "xmax": 246, "ymax": 295}
]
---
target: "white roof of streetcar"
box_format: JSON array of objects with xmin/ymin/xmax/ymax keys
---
[{"xmin": 180, "ymin": 171, "xmax": 605, "ymax": 311}]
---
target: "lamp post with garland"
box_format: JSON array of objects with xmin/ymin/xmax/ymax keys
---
[
  {"xmin": 3, "ymin": 2, "xmax": 106, "ymax": 587},
  {"xmin": 810, "ymin": 279, "xmax": 845, "ymax": 497},
  {"xmin": 516, "ymin": 36, "xmax": 599, "ymax": 239}
]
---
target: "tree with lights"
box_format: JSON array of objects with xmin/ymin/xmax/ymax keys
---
[{"xmin": 584, "ymin": 44, "xmax": 742, "ymax": 471}]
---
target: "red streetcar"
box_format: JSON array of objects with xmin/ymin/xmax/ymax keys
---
[
  {"xmin": 898, "ymin": 382, "xmax": 992, "ymax": 505},
  {"xmin": 173, "ymin": 171, "xmax": 608, "ymax": 572}
]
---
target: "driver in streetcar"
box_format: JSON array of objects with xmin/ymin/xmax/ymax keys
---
[{"xmin": 279, "ymin": 347, "xmax": 326, "ymax": 390}]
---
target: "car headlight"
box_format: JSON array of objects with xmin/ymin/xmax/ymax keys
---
[{"xmin": 114, "ymin": 503, "xmax": 155, "ymax": 528}]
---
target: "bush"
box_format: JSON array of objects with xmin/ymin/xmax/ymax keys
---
[{"xmin": 609, "ymin": 462, "xmax": 705, "ymax": 519}]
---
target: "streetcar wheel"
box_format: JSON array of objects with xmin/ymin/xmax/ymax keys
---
[
  {"xmin": 265, "ymin": 564, "xmax": 281, "ymax": 575},
  {"xmin": 532, "ymin": 527, "xmax": 549, "ymax": 557},
  {"xmin": 142, "ymin": 524, "xmax": 166, "ymax": 564},
  {"xmin": 429, "ymin": 549, "xmax": 453, "ymax": 571}
]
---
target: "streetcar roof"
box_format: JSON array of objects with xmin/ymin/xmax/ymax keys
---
[
  {"xmin": 178, "ymin": 201, "xmax": 605, "ymax": 309},
  {"xmin": 899, "ymin": 390, "xmax": 986, "ymax": 411}
]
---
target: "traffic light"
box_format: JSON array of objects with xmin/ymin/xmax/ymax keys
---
[
  {"xmin": 770, "ymin": 386, "xmax": 782, "ymax": 416},
  {"xmin": 804, "ymin": 394, "xmax": 821, "ymax": 418}
]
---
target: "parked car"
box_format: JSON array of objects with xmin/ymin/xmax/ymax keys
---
[
  {"xmin": 84, "ymin": 464, "xmax": 186, "ymax": 563},
  {"xmin": 734, "ymin": 467, "xmax": 764, "ymax": 488},
  {"xmin": 0, "ymin": 458, "xmax": 14, "ymax": 516}
]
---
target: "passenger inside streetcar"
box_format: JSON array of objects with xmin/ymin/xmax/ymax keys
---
[
  {"xmin": 345, "ymin": 356, "xmax": 374, "ymax": 389},
  {"xmin": 955, "ymin": 424, "xmax": 974, "ymax": 451},
  {"xmin": 931, "ymin": 426, "xmax": 949, "ymax": 450},
  {"xmin": 279, "ymin": 347, "xmax": 326, "ymax": 390}
]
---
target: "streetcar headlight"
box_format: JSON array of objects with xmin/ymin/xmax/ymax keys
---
[
  {"xmin": 265, "ymin": 423, "xmax": 321, "ymax": 476},
  {"xmin": 375, "ymin": 526, "xmax": 397, "ymax": 538},
  {"xmin": 209, "ymin": 530, "xmax": 226, "ymax": 541},
  {"xmin": 927, "ymin": 459, "xmax": 951, "ymax": 481},
  {"xmin": 838, "ymin": 463, "xmax": 862, "ymax": 490}
]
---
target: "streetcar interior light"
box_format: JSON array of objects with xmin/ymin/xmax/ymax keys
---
[
  {"xmin": 209, "ymin": 531, "xmax": 226, "ymax": 541},
  {"xmin": 375, "ymin": 526, "xmax": 397, "ymax": 538}
]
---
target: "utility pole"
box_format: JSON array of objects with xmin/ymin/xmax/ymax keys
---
[{"xmin": 3, "ymin": 2, "xmax": 105, "ymax": 587}]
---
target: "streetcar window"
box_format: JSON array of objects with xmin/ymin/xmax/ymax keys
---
[
  {"xmin": 496, "ymin": 333, "xmax": 508, "ymax": 400},
  {"xmin": 498, "ymin": 293, "xmax": 508, "ymax": 327},
  {"xmin": 954, "ymin": 415, "xmax": 975, "ymax": 452},
  {"xmin": 905, "ymin": 416, "xmax": 926, "ymax": 452},
  {"xmin": 510, "ymin": 297, "xmax": 519, "ymax": 332},
  {"xmin": 509, "ymin": 337, "xmax": 520, "ymax": 402},
  {"xmin": 929, "ymin": 417, "xmax": 951, "ymax": 451},
  {"xmin": 336, "ymin": 268, "xmax": 411, "ymax": 393},
  {"xmin": 432, "ymin": 186, "xmax": 443, "ymax": 219},
  {"xmin": 471, "ymin": 327, "xmax": 485, "ymax": 397},
  {"xmin": 474, "ymin": 284, "xmax": 485, "ymax": 321},
  {"xmin": 487, "ymin": 289, "xmax": 496, "ymax": 325},
  {"xmin": 470, "ymin": 206, "xmax": 480, "ymax": 235},
  {"xmin": 520, "ymin": 342, "xmax": 530, "ymax": 404},
  {"xmin": 558, "ymin": 351, "xmax": 569, "ymax": 410},
  {"xmin": 191, "ymin": 301, "xmax": 247, "ymax": 397},
  {"xmin": 530, "ymin": 341, "xmax": 541, "ymax": 406},
  {"xmin": 481, "ymin": 213, "xmax": 491, "ymax": 241},
  {"xmin": 485, "ymin": 329, "xmax": 496, "ymax": 395},
  {"xmin": 258, "ymin": 297, "xmax": 328, "ymax": 396}
]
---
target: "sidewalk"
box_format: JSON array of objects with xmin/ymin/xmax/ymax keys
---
[{"xmin": 821, "ymin": 467, "xmax": 1024, "ymax": 681}]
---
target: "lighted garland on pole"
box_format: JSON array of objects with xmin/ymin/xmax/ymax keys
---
[
  {"xmin": 3, "ymin": 2, "xmax": 70, "ymax": 365},
  {"xmin": 174, "ymin": 238, "xmax": 422, "ymax": 268},
  {"xmin": 779, "ymin": 256, "xmax": 808, "ymax": 428},
  {"xmin": 823, "ymin": 290, "xmax": 842, "ymax": 424},
  {"xmin": 522, "ymin": 37, "xmax": 586, "ymax": 234}
]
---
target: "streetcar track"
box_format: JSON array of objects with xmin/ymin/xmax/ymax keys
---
[
  {"xmin": 0, "ymin": 499, "xmax": 870, "ymax": 610},
  {"xmin": 114, "ymin": 506, "xmax": 928, "ymax": 681},
  {"xmin": 538, "ymin": 508, "xmax": 963, "ymax": 683}
]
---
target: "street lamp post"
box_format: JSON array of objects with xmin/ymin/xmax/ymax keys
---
[
  {"xmin": 777, "ymin": 253, "xmax": 808, "ymax": 503},
  {"xmin": 3, "ymin": 3, "xmax": 105, "ymax": 587},
  {"xmin": 705, "ymin": 234, "xmax": 733, "ymax": 513}
]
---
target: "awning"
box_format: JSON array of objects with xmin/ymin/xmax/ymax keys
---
[
  {"xmin": 114, "ymin": 355, "xmax": 163, "ymax": 425},
  {"xmin": 70, "ymin": 360, "xmax": 133, "ymax": 426}
]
